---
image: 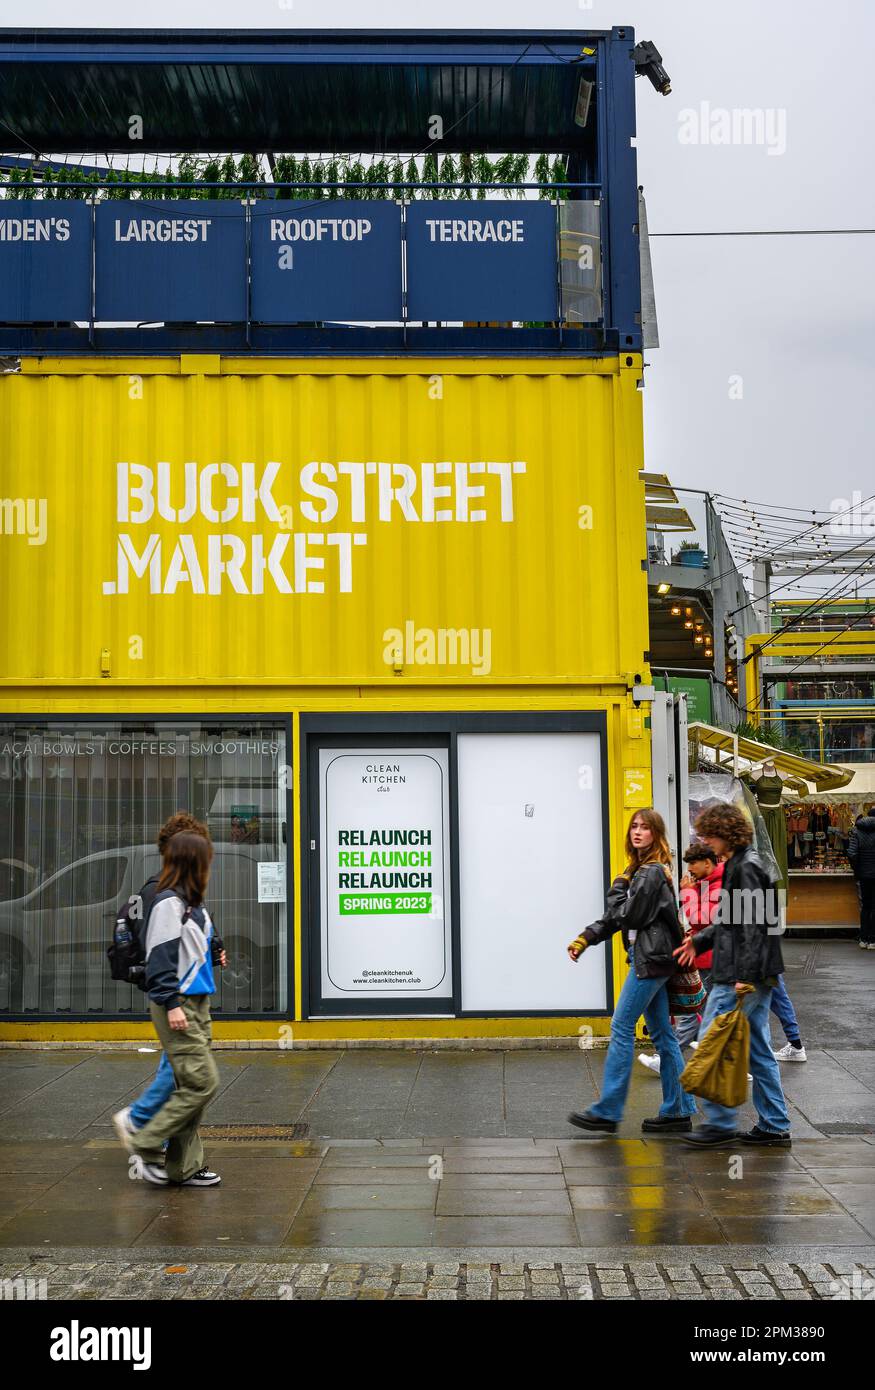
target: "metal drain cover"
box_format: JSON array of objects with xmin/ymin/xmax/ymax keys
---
[
  {"xmin": 200, "ymin": 1123, "xmax": 309, "ymax": 1141},
  {"xmin": 817, "ymin": 1123, "xmax": 875, "ymax": 1136}
]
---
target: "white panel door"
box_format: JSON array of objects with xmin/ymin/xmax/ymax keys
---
[{"xmin": 458, "ymin": 732, "xmax": 607, "ymax": 1012}]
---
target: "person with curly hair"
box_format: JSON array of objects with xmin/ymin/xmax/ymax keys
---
[
  {"xmin": 675, "ymin": 801, "xmax": 791, "ymax": 1148},
  {"xmin": 565, "ymin": 809, "xmax": 697, "ymax": 1134}
]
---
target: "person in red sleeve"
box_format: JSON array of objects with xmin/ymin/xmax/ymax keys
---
[{"xmin": 638, "ymin": 843, "xmax": 722, "ymax": 1074}]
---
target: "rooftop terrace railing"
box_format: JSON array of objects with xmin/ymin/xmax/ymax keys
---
[{"xmin": 0, "ymin": 178, "xmax": 615, "ymax": 357}]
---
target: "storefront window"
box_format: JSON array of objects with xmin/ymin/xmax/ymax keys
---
[{"xmin": 0, "ymin": 721, "xmax": 289, "ymax": 1017}]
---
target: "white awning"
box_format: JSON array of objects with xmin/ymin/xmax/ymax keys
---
[{"xmin": 794, "ymin": 763, "xmax": 875, "ymax": 805}]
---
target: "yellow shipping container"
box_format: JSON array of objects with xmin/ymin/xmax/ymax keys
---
[
  {"xmin": 0, "ymin": 356, "xmax": 652, "ymax": 1042},
  {"xmin": 0, "ymin": 356, "xmax": 647, "ymax": 687}
]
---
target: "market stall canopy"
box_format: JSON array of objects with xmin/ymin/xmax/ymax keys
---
[
  {"xmin": 0, "ymin": 28, "xmax": 610, "ymax": 154},
  {"xmin": 687, "ymin": 721, "xmax": 854, "ymax": 794},
  {"xmin": 794, "ymin": 764, "xmax": 875, "ymax": 806},
  {"xmin": 640, "ymin": 471, "xmax": 696, "ymax": 532}
]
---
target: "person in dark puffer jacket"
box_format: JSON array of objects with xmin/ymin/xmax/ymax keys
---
[
  {"xmin": 675, "ymin": 802, "xmax": 791, "ymax": 1150},
  {"xmin": 849, "ymin": 809, "xmax": 875, "ymax": 948}
]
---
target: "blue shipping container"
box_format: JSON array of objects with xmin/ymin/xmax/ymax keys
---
[
  {"xmin": 95, "ymin": 200, "xmax": 247, "ymax": 322},
  {"xmin": 0, "ymin": 201, "xmax": 91, "ymax": 322}
]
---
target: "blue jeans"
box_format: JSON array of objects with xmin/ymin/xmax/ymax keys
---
[
  {"xmin": 770, "ymin": 975, "xmax": 801, "ymax": 1044},
  {"xmin": 698, "ymin": 983, "xmax": 791, "ymax": 1135},
  {"xmin": 589, "ymin": 967, "xmax": 697, "ymax": 1123},
  {"xmin": 129, "ymin": 1052, "xmax": 176, "ymax": 1129}
]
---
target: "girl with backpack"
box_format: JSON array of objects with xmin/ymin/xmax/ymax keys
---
[
  {"xmin": 566, "ymin": 808, "xmax": 697, "ymax": 1134},
  {"xmin": 128, "ymin": 830, "xmax": 222, "ymax": 1187},
  {"xmin": 112, "ymin": 812, "xmax": 222, "ymax": 1154}
]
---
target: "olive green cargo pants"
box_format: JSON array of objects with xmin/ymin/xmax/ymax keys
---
[{"xmin": 133, "ymin": 995, "xmax": 219, "ymax": 1183}]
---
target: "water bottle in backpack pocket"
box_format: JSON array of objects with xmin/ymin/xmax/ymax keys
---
[{"xmin": 107, "ymin": 893, "xmax": 149, "ymax": 989}]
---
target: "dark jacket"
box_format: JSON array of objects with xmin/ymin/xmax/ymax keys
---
[
  {"xmin": 848, "ymin": 817, "xmax": 875, "ymax": 879},
  {"xmin": 137, "ymin": 874, "xmax": 160, "ymax": 927},
  {"xmin": 583, "ymin": 862, "xmax": 683, "ymax": 979},
  {"xmin": 692, "ymin": 844, "xmax": 784, "ymax": 985}
]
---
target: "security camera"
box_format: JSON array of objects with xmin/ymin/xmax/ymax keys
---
[{"xmin": 634, "ymin": 40, "xmax": 672, "ymax": 96}]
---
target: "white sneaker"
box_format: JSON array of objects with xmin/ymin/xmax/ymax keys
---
[
  {"xmin": 128, "ymin": 1155, "xmax": 169, "ymax": 1185},
  {"xmin": 859, "ymin": 940, "xmax": 869, "ymax": 950},
  {"xmin": 867, "ymin": 943, "xmax": 875, "ymax": 951},
  {"xmin": 638, "ymin": 1053, "xmax": 661, "ymax": 1074},
  {"xmin": 773, "ymin": 1042, "xmax": 807, "ymax": 1062},
  {"xmin": 180, "ymin": 1168, "xmax": 222, "ymax": 1188},
  {"xmin": 112, "ymin": 1106, "xmax": 138, "ymax": 1153},
  {"xmin": 690, "ymin": 1040, "xmax": 700, "ymax": 1051}
]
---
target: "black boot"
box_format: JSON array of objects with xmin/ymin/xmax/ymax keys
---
[
  {"xmin": 740, "ymin": 1126, "xmax": 791, "ymax": 1148},
  {"xmin": 567, "ymin": 1111, "xmax": 618, "ymax": 1134},
  {"xmin": 641, "ymin": 1115, "xmax": 693, "ymax": 1133},
  {"xmin": 681, "ymin": 1126, "xmax": 738, "ymax": 1148}
]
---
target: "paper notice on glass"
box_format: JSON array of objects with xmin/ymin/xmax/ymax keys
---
[{"xmin": 257, "ymin": 861, "xmax": 286, "ymax": 903}]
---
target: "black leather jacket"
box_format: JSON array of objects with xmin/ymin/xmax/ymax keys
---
[
  {"xmin": 692, "ymin": 844, "xmax": 785, "ymax": 985},
  {"xmin": 849, "ymin": 817, "xmax": 875, "ymax": 879},
  {"xmin": 582, "ymin": 862, "xmax": 683, "ymax": 979}
]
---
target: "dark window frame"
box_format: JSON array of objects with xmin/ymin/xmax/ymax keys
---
[
  {"xmin": 0, "ymin": 713, "xmax": 294, "ymax": 1023},
  {"xmin": 300, "ymin": 710, "xmax": 613, "ymax": 1020}
]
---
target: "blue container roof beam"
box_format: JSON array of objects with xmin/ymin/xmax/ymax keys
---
[{"xmin": 0, "ymin": 27, "xmax": 670, "ymax": 356}]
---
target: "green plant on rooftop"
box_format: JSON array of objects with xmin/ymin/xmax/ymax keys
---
[{"xmin": 0, "ymin": 152, "xmax": 585, "ymax": 200}]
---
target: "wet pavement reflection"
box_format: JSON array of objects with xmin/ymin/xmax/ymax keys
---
[{"xmin": 0, "ymin": 1132, "xmax": 872, "ymax": 1249}]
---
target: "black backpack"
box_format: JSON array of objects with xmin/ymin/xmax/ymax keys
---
[{"xmin": 106, "ymin": 876, "xmax": 160, "ymax": 990}]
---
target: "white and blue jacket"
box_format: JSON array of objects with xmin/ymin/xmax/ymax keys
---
[{"xmin": 144, "ymin": 890, "xmax": 216, "ymax": 1008}]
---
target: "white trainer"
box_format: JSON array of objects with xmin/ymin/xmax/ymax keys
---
[
  {"xmin": 112, "ymin": 1106, "xmax": 138, "ymax": 1153},
  {"xmin": 638, "ymin": 1053, "xmax": 661, "ymax": 1074},
  {"xmin": 128, "ymin": 1154, "xmax": 169, "ymax": 1185},
  {"xmin": 773, "ymin": 1042, "xmax": 807, "ymax": 1062},
  {"xmin": 180, "ymin": 1168, "xmax": 222, "ymax": 1188},
  {"xmin": 689, "ymin": 1040, "xmax": 700, "ymax": 1051}
]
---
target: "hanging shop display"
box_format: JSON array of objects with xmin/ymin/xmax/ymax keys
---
[
  {"xmin": 784, "ymin": 793, "xmax": 873, "ymax": 927},
  {"xmin": 748, "ymin": 760, "xmax": 789, "ymax": 891}
]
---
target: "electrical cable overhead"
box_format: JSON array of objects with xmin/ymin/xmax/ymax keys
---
[
  {"xmin": 736, "ymin": 607, "xmax": 875, "ymax": 718},
  {"xmin": 668, "ymin": 490, "xmax": 875, "ymax": 596},
  {"xmin": 727, "ymin": 532, "xmax": 875, "ymax": 626},
  {"xmin": 742, "ymin": 550, "xmax": 875, "ymax": 660},
  {"xmin": 649, "ymin": 228, "xmax": 875, "ymax": 237},
  {"xmin": 753, "ymin": 613, "xmax": 875, "ymax": 695}
]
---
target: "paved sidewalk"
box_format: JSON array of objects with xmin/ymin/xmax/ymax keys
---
[
  {"xmin": 1, "ymin": 940, "xmax": 873, "ymax": 1296},
  {"xmin": 1, "ymin": 1135, "xmax": 874, "ymax": 1250},
  {"xmin": 3, "ymin": 1254, "xmax": 873, "ymax": 1301},
  {"xmin": 2, "ymin": 942, "xmax": 872, "ymax": 1145}
]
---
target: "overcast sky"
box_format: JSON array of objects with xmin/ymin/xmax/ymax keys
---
[{"xmin": 8, "ymin": 0, "xmax": 875, "ymax": 580}]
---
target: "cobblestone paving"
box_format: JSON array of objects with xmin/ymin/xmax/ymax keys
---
[{"xmin": 3, "ymin": 1259, "xmax": 874, "ymax": 1301}]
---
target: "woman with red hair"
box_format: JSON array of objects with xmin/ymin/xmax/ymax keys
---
[{"xmin": 566, "ymin": 809, "xmax": 696, "ymax": 1134}]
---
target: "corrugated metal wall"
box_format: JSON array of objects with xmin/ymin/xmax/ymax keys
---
[{"xmin": 0, "ymin": 359, "xmax": 648, "ymax": 686}]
